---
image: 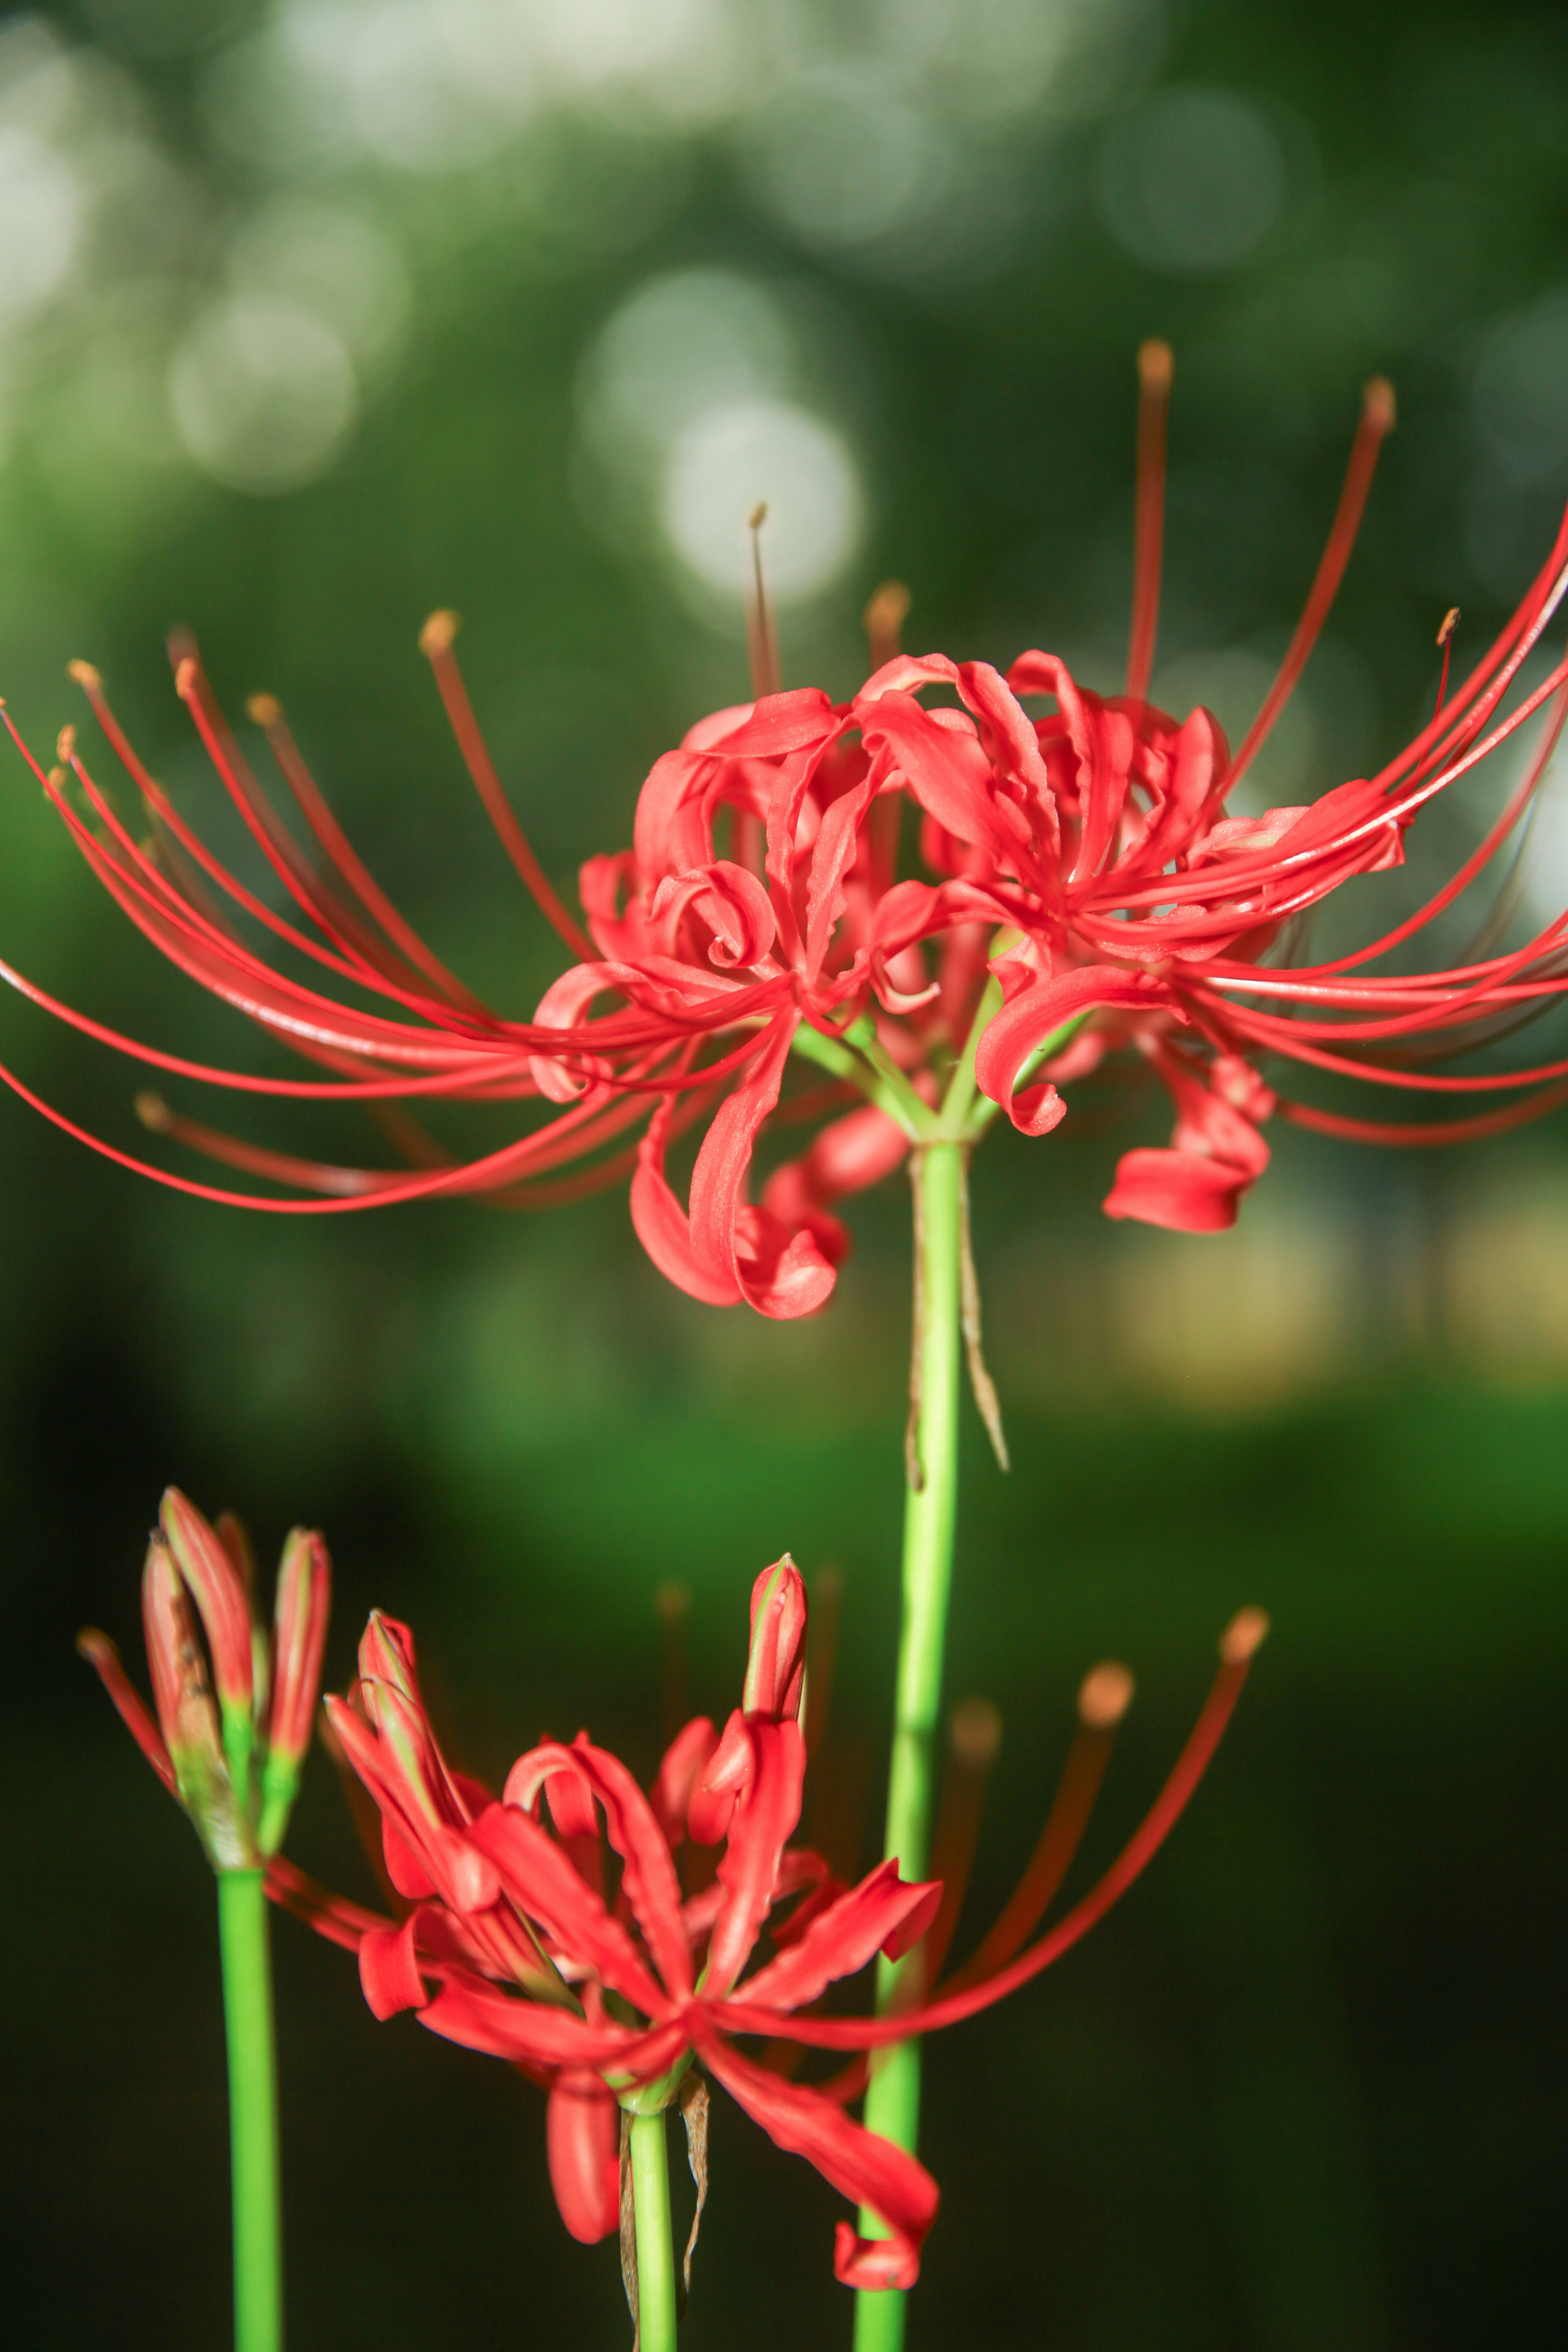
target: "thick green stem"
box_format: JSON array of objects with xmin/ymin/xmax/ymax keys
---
[
  {"xmin": 854, "ymin": 1140, "xmax": 964, "ymax": 2352},
  {"xmin": 216, "ymin": 1869, "xmax": 283, "ymax": 2352},
  {"xmin": 628, "ymin": 2110, "xmax": 678, "ymax": 2352}
]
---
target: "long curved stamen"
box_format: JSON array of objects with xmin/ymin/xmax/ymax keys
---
[
  {"xmin": 939, "ymin": 1661, "xmax": 1132, "ymax": 1996},
  {"xmin": 910, "ymin": 1698, "xmax": 1003, "ymax": 1995},
  {"xmin": 247, "ymin": 694, "xmax": 486, "ymax": 1011},
  {"xmin": 1276, "ymin": 1079, "xmax": 1568, "ymax": 1148},
  {"xmin": 716, "ymin": 1610, "xmax": 1267, "ymax": 2050},
  {"xmin": 1226, "ymin": 376, "xmax": 1396, "ymax": 792},
  {"xmin": 1125, "ymin": 339, "xmax": 1173, "ymax": 704},
  {"xmin": 1434, "ymin": 606, "xmax": 1461, "ymax": 717},
  {"xmin": 418, "ymin": 612, "xmax": 595, "ymax": 959},
  {"xmin": 864, "ymin": 582, "xmax": 912, "ymax": 676},
  {"xmin": 746, "ymin": 503, "xmax": 781, "ymax": 700}
]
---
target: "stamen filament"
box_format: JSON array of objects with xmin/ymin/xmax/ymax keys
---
[
  {"xmin": 1226, "ymin": 377, "xmax": 1396, "ymax": 791},
  {"xmin": 1125, "ymin": 340, "xmax": 1173, "ymax": 704}
]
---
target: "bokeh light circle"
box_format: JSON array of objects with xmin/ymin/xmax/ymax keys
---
[
  {"xmin": 661, "ymin": 399, "xmax": 864, "ymax": 602},
  {"xmin": 0, "ymin": 127, "xmax": 81, "ymax": 323},
  {"xmin": 1096, "ymin": 85, "xmax": 1285, "ymax": 273},
  {"xmin": 169, "ymin": 294, "xmax": 359, "ymax": 494}
]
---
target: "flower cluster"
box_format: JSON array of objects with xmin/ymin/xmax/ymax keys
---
[
  {"xmin": 80, "ymin": 1488, "xmax": 331, "ymax": 1868},
  {"xmin": 7, "ymin": 350, "xmax": 1567, "ymax": 1312},
  {"xmin": 269, "ymin": 1557, "xmax": 1266, "ymax": 2293}
]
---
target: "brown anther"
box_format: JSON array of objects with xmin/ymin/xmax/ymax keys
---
[
  {"xmin": 174, "ymin": 657, "xmax": 198, "ymax": 701},
  {"xmin": 1363, "ymin": 376, "xmax": 1397, "ymax": 432},
  {"xmin": 1077, "ymin": 1660, "xmax": 1135, "ymax": 1728},
  {"xmin": 1437, "ymin": 606, "xmax": 1461, "ymax": 648},
  {"xmin": 747, "ymin": 501, "xmax": 768, "ymax": 532},
  {"xmin": 863, "ymin": 580, "xmax": 912, "ymax": 670},
  {"xmin": 45, "ymin": 766, "xmax": 66, "ymax": 792},
  {"xmin": 67, "ymin": 659, "xmax": 102, "ymax": 691},
  {"xmin": 1219, "ymin": 1606, "xmax": 1270, "ymax": 1664},
  {"xmin": 56, "ymin": 724, "xmax": 76, "ymax": 765},
  {"xmin": 1137, "ymin": 336, "xmax": 1174, "ymax": 393},
  {"xmin": 950, "ymin": 1696, "xmax": 1002, "ymax": 1767},
  {"xmin": 247, "ymin": 692, "xmax": 283, "ymax": 727},
  {"xmin": 135, "ymin": 1090, "xmax": 171, "ymax": 1132},
  {"xmin": 653, "ymin": 1580, "xmax": 690, "ymax": 1626},
  {"xmin": 419, "ymin": 610, "xmax": 460, "ymax": 659}
]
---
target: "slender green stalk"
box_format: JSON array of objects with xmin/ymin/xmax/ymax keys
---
[
  {"xmin": 854, "ymin": 1139, "xmax": 965, "ymax": 2352},
  {"xmin": 216, "ymin": 1868, "xmax": 283, "ymax": 2352},
  {"xmin": 628, "ymin": 2110, "xmax": 678, "ymax": 2352}
]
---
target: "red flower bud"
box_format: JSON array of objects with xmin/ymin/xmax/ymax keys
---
[
  {"xmin": 742, "ymin": 1555, "xmax": 807, "ymax": 1724},
  {"xmin": 141, "ymin": 1533, "xmax": 252, "ymax": 1869},
  {"xmin": 268, "ymin": 1528, "xmax": 331, "ymax": 1768},
  {"xmin": 160, "ymin": 1487, "xmax": 254, "ymax": 1719}
]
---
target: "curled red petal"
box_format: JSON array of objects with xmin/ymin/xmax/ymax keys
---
[
  {"xmin": 420, "ymin": 1967, "xmax": 677, "ymax": 2071},
  {"xmin": 689, "ymin": 1017, "xmax": 837, "ymax": 1319},
  {"xmin": 976, "ymin": 965, "xmax": 1175, "ymax": 1129},
  {"xmin": 697, "ymin": 2035, "xmax": 937, "ymax": 2291},
  {"xmin": 360, "ymin": 1913, "xmax": 428, "ymax": 2019},
  {"xmin": 548, "ymin": 2071, "xmax": 621, "ymax": 2244},
  {"xmin": 651, "ymin": 1716, "xmax": 719, "ymax": 1846},
  {"xmin": 466, "ymin": 1801, "xmax": 667, "ymax": 2014},
  {"xmin": 706, "ymin": 1719, "xmax": 807, "ymax": 1993},
  {"xmin": 729, "ymin": 1858, "xmax": 941, "ymax": 2013},
  {"xmin": 630, "ymin": 1096, "xmax": 745, "ymax": 1307},
  {"xmin": 1102, "ymin": 1147, "xmax": 1253, "ymax": 1232}
]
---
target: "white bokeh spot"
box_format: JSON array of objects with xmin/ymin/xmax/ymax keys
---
[
  {"xmin": 170, "ymin": 295, "xmax": 359, "ymax": 495},
  {"xmin": 662, "ymin": 399, "xmax": 864, "ymax": 604}
]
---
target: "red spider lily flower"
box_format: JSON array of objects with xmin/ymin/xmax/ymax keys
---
[
  {"xmin": 7, "ymin": 350, "xmax": 1561, "ymax": 1278},
  {"xmin": 80, "ymin": 1487, "xmax": 331, "ymax": 1865},
  {"xmin": 267, "ymin": 1561, "xmax": 1265, "ymax": 2293}
]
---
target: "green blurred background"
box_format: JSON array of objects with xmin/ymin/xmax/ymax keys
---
[{"xmin": 2, "ymin": 0, "xmax": 1566, "ymax": 2343}]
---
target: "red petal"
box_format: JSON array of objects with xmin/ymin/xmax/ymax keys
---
[
  {"xmin": 697, "ymin": 2035, "xmax": 937, "ymax": 2291},
  {"xmin": 548, "ymin": 2071, "xmax": 621, "ymax": 2243},
  {"xmin": 76, "ymin": 1629, "xmax": 177, "ymax": 1795},
  {"xmin": 1102, "ymin": 1147, "xmax": 1251, "ymax": 1232},
  {"xmin": 360, "ymin": 1914, "xmax": 428, "ymax": 2019},
  {"xmin": 650, "ymin": 1716, "xmax": 719, "ymax": 1846},
  {"xmin": 466, "ymin": 1801, "xmax": 667, "ymax": 2014},
  {"xmin": 688, "ymin": 1018, "xmax": 837, "ymax": 1319},
  {"xmin": 630, "ymin": 1096, "xmax": 745, "ymax": 1307},
  {"xmin": 508, "ymin": 1739, "xmax": 693, "ymax": 2001},
  {"xmin": 706, "ymin": 1720, "xmax": 806, "ymax": 1993},
  {"xmin": 729, "ymin": 1858, "xmax": 940, "ymax": 2013}
]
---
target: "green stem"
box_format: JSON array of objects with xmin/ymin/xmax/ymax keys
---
[
  {"xmin": 854, "ymin": 1140, "xmax": 965, "ymax": 2352},
  {"xmin": 628, "ymin": 2110, "xmax": 678, "ymax": 2352},
  {"xmin": 216, "ymin": 1869, "xmax": 283, "ymax": 2352}
]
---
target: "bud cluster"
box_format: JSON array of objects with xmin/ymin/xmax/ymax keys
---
[{"xmin": 80, "ymin": 1487, "xmax": 331, "ymax": 1872}]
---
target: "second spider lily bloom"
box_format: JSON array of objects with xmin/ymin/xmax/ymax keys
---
[
  {"xmin": 80, "ymin": 1487, "xmax": 332, "ymax": 1864},
  {"xmin": 270, "ymin": 1564, "xmax": 1265, "ymax": 2298},
  {"xmin": 79, "ymin": 1490, "xmax": 332, "ymax": 2352}
]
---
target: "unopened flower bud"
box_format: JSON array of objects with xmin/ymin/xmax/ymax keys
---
[
  {"xmin": 269, "ymin": 1530, "xmax": 331, "ymax": 1768},
  {"xmin": 160, "ymin": 1488, "xmax": 254, "ymax": 1720},
  {"xmin": 256, "ymin": 1528, "xmax": 332, "ymax": 1855},
  {"xmin": 358, "ymin": 1610, "xmax": 419, "ymax": 1717},
  {"xmin": 141, "ymin": 1535, "xmax": 252, "ymax": 1869},
  {"xmin": 742, "ymin": 1554, "xmax": 807, "ymax": 1724}
]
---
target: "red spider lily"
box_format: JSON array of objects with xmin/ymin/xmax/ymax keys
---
[
  {"xmin": 6, "ymin": 350, "xmax": 1563, "ymax": 1285},
  {"xmin": 80, "ymin": 1487, "xmax": 331, "ymax": 1866},
  {"xmin": 267, "ymin": 1558, "xmax": 1265, "ymax": 2292}
]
